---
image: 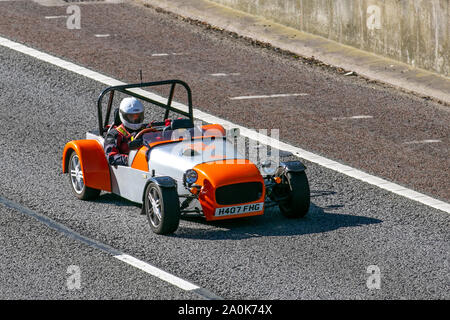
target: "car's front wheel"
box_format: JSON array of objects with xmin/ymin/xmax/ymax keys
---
[
  {"xmin": 144, "ymin": 182, "xmax": 180, "ymax": 235},
  {"xmin": 68, "ymin": 152, "xmax": 100, "ymax": 200},
  {"xmin": 276, "ymin": 171, "xmax": 310, "ymax": 218}
]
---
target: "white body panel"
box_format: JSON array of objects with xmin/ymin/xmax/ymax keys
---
[
  {"xmin": 86, "ymin": 132, "xmax": 245, "ymax": 204},
  {"xmin": 86, "ymin": 131, "xmax": 104, "ymax": 145},
  {"xmin": 147, "ymin": 138, "xmax": 244, "ymax": 195},
  {"xmin": 109, "ymin": 165, "xmax": 150, "ymax": 203},
  {"xmin": 86, "ymin": 131, "xmax": 148, "ymax": 204}
]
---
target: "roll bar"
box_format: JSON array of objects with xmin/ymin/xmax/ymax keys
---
[{"xmin": 97, "ymin": 80, "xmax": 193, "ymax": 136}]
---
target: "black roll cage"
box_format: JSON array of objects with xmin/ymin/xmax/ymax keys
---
[{"xmin": 97, "ymin": 80, "xmax": 193, "ymax": 136}]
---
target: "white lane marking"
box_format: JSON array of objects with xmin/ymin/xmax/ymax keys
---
[
  {"xmin": 0, "ymin": 195, "xmax": 215, "ymax": 298},
  {"xmin": 151, "ymin": 53, "xmax": 184, "ymax": 57},
  {"xmin": 95, "ymin": 34, "xmax": 110, "ymax": 38},
  {"xmin": 0, "ymin": 36, "xmax": 448, "ymax": 214},
  {"xmin": 210, "ymin": 73, "xmax": 241, "ymax": 77},
  {"xmin": 332, "ymin": 115, "xmax": 373, "ymax": 120},
  {"xmin": 230, "ymin": 93, "xmax": 309, "ymax": 100},
  {"xmin": 114, "ymin": 254, "xmax": 199, "ymax": 291},
  {"xmin": 404, "ymin": 139, "xmax": 442, "ymax": 145},
  {"xmin": 0, "ymin": 37, "xmax": 215, "ymax": 298},
  {"xmin": 45, "ymin": 15, "xmax": 68, "ymax": 19}
]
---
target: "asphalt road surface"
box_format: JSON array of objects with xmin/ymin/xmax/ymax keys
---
[
  {"xmin": 1, "ymin": 0, "xmax": 448, "ymax": 202},
  {"xmin": 0, "ymin": 0, "xmax": 449, "ymax": 300}
]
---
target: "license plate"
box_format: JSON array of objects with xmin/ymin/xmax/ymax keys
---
[{"xmin": 214, "ymin": 202, "xmax": 264, "ymax": 217}]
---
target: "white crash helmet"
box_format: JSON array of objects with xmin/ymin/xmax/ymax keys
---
[{"xmin": 119, "ymin": 97, "xmax": 144, "ymax": 131}]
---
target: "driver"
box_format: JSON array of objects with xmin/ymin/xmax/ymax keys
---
[{"xmin": 104, "ymin": 97, "xmax": 147, "ymax": 166}]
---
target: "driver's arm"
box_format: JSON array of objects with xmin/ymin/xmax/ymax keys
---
[{"xmin": 104, "ymin": 130, "xmax": 129, "ymax": 166}]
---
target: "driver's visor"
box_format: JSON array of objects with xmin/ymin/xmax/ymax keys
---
[{"xmin": 120, "ymin": 110, "xmax": 144, "ymax": 124}]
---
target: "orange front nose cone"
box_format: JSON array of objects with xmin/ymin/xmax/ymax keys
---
[{"xmin": 194, "ymin": 160, "xmax": 265, "ymax": 221}]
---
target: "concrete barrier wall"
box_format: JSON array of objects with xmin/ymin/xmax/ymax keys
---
[{"xmin": 209, "ymin": 0, "xmax": 449, "ymax": 77}]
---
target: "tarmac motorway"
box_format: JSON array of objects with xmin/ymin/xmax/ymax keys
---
[{"xmin": 0, "ymin": 0, "xmax": 449, "ymax": 299}]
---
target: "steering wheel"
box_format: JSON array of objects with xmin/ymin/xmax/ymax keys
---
[{"xmin": 135, "ymin": 127, "xmax": 157, "ymax": 140}]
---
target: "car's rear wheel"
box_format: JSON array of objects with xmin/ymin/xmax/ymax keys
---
[
  {"xmin": 277, "ymin": 171, "xmax": 310, "ymax": 218},
  {"xmin": 144, "ymin": 182, "xmax": 180, "ymax": 235},
  {"xmin": 68, "ymin": 152, "xmax": 100, "ymax": 200}
]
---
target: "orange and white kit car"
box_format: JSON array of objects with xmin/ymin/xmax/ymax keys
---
[{"xmin": 62, "ymin": 80, "xmax": 310, "ymax": 235}]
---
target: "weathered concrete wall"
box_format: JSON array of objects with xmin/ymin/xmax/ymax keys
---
[{"xmin": 209, "ymin": 0, "xmax": 449, "ymax": 76}]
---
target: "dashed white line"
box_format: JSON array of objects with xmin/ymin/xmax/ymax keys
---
[
  {"xmin": 332, "ymin": 115, "xmax": 373, "ymax": 120},
  {"xmin": 0, "ymin": 195, "xmax": 220, "ymax": 299},
  {"xmin": 45, "ymin": 16, "xmax": 68, "ymax": 19},
  {"xmin": 210, "ymin": 73, "xmax": 241, "ymax": 77},
  {"xmin": 95, "ymin": 34, "xmax": 111, "ymax": 38},
  {"xmin": 404, "ymin": 139, "xmax": 442, "ymax": 145},
  {"xmin": 114, "ymin": 254, "xmax": 199, "ymax": 291},
  {"xmin": 230, "ymin": 93, "xmax": 309, "ymax": 100},
  {"xmin": 151, "ymin": 53, "xmax": 184, "ymax": 57},
  {"xmin": 0, "ymin": 35, "xmax": 448, "ymax": 215}
]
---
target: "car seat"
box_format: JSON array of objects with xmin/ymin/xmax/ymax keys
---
[{"xmin": 162, "ymin": 118, "xmax": 194, "ymax": 139}]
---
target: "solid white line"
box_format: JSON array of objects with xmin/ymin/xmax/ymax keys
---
[
  {"xmin": 230, "ymin": 93, "xmax": 309, "ymax": 100},
  {"xmin": 114, "ymin": 254, "xmax": 200, "ymax": 291},
  {"xmin": 0, "ymin": 36, "xmax": 448, "ymax": 214},
  {"xmin": 95, "ymin": 34, "xmax": 110, "ymax": 38}
]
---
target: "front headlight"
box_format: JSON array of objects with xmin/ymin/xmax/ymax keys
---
[
  {"xmin": 184, "ymin": 169, "xmax": 198, "ymax": 185},
  {"xmin": 261, "ymin": 160, "xmax": 278, "ymax": 176}
]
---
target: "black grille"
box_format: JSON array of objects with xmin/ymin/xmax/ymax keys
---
[{"xmin": 215, "ymin": 182, "xmax": 263, "ymax": 205}]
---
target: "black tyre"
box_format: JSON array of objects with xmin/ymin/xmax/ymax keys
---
[
  {"xmin": 277, "ymin": 171, "xmax": 310, "ymax": 218},
  {"xmin": 144, "ymin": 182, "xmax": 180, "ymax": 235},
  {"xmin": 68, "ymin": 152, "xmax": 101, "ymax": 200}
]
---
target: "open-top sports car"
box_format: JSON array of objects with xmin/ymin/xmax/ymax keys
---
[{"xmin": 62, "ymin": 80, "xmax": 310, "ymax": 234}]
